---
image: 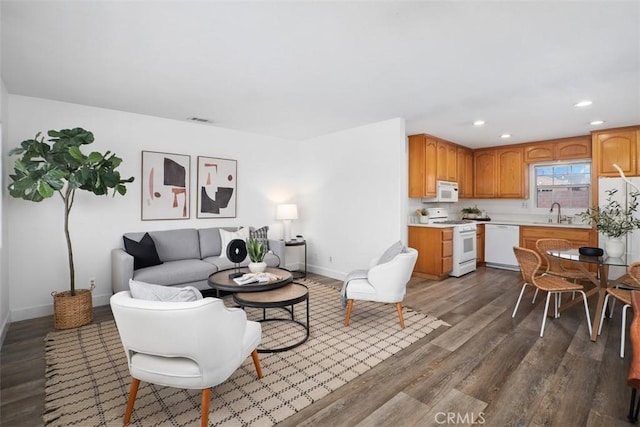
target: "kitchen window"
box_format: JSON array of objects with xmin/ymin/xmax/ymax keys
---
[{"xmin": 535, "ymin": 162, "xmax": 591, "ymax": 209}]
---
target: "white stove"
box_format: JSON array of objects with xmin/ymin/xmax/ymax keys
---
[{"xmin": 424, "ymin": 208, "xmax": 477, "ymax": 277}]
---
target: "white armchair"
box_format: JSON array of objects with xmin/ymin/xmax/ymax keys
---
[
  {"xmin": 110, "ymin": 291, "xmax": 263, "ymax": 427},
  {"xmin": 343, "ymin": 247, "xmax": 418, "ymax": 329}
]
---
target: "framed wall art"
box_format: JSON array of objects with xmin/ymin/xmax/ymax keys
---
[
  {"xmin": 197, "ymin": 156, "xmax": 237, "ymax": 218},
  {"xmin": 141, "ymin": 151, "xmax": 190, "ymax": 220}
]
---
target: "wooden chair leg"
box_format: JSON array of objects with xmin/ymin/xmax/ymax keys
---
[
  {"xmin": 124, "ymin": 378, "xmax": 140, "ymax": 425},
  {"xmin": 396, "ymin": 302, "xmax": 405, "ymax": 329},
  {"xmin": 344, "ymin": 299, "xmax": 354, "ymax": 326},
  {"xmin": 251, "ymin": 348, "xmax": 263, "ymax": 378},
  {"xmin": 201, "ymin": 388, "xmax": 210, "ymax": 427}
]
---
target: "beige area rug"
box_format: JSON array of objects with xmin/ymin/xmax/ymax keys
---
[{"xmin": 43, "ymin": 279, "xmax": 448, "ymax": 426}]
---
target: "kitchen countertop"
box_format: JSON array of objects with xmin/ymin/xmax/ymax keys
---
[{"xmin": 409, "ymin": 220, "xmax": 592, "ymax": 229}]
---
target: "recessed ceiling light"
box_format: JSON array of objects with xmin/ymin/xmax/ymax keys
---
[
  {"xmin": 590, "ymin": 120, "xmax": 605, "ymax": 125},
  {"xmin": 187, "ymin": 117, "xmax": 212, "ymax": 123},
  {"xmin": 500, "ymin": 134, "xmax": 511, "ymax": 139},
  {"xmin": 473, "ymin": 120, "xmax": 485, "ymax": 126},
  {"xmin": 575, "ymin": 100, "xmax": 593, "ymax": 107}
]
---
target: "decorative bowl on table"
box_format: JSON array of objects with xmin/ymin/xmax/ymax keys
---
[{"xmin": 578, "ymin": 247, "xmax": 604, "ymax": 256}]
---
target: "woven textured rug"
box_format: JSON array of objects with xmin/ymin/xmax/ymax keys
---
[{"xmin": 43, "ymin": 279, "xmax": 447, "ymax": 426}]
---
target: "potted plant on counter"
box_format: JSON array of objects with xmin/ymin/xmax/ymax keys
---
[
  {"xmin": 8, "ymin": 128, "xmax": 134, "ymax": 329},
  {"xmin": 461, "ymin": 206, "xmax": 481, "ymax": 219},
  {"xmin": 416, "ymin": 208, "xmax": 429, "ymax": 223},
  {"xmin": 578, "ymin": 188, "xmax": 640, "ymax": 257},
  {"xmin": 246, "ymin": 237, "xmax": 267, "ymax": 273}
]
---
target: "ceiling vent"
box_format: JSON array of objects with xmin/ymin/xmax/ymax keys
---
[{"xmin": 187, "ymin": 117, "xmax": 212, "ymax": 123}]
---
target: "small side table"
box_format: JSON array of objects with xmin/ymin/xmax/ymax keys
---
[{"xmin": 285, "ymin": 239, "xmax": 307, "ymax": 279}]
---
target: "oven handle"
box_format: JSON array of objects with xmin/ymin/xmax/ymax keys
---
[{"xmin": 457, "ymin": 229, "xmax": 477, "ymax": 235}]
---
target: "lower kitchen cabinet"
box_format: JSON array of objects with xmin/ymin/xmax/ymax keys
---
[
  {"xmin": 476, "ymin": 224, "xmax": 485, "ymax": 265},
  {"xmin": 408, "ymin": 226, "xmax": 453, "ymax": 280},
  {"xmin": 519, "ymin": 226, "xmax": 597, "ymax": 272}
]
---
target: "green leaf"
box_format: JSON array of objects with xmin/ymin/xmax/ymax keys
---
[
  {"xmin": 68, "ymin": 146, "xmax": 85, "ymax": 162},
  {"xmin": 87, "ymin": 152, "xmax": 103, "ymax": 163},
  {"xmin": 37, "ymin": 181, "xmax": 55, "ymax": 198}
]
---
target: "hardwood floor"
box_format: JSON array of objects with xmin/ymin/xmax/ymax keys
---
[{"xmin": 1, "ymin": 268, "xmax": 634, "ymax": 426}]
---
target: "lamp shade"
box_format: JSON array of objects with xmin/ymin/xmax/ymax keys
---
[{"xmin": 276, "ymin": 204, "xmax": 298, "ymax": 220}]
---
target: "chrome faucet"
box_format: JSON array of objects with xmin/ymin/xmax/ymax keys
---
[{"xmin": 550, "ymin": 202, "xmax": 561, "ymax": 223}]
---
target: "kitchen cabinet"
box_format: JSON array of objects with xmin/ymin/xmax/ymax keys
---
[
  {"xmin": 592, "ymin": 127, "xmax": 640, "ymax": 177},
  {"xmin": 476, "ymin": 224, "xmax": 485, "ymax": 264},
  {"xmin": 408, "ymin": 226, "xmax": 453, "ymax": 280},
  {"xmin": 497, "ymin": 146, "xmax": 527, "ymax": 198},
  {"xmin": 519, "ymin": 226, "xmax": 597, "ymax": 272},
  {"xmin": 473, "ymin": 147, "xmax": 526, "ymax": 198},
  {"xmin": 408, "ymin": 134, "xmax": 437, "ymax": 198},
  {"xmin": 436, "ymin": 140, "xmax": 457, "ymax": 182},
  {"xmin": 523, "ymin": 136, "xmax": 591, "ymax": 163},
  {"xmin": 473, "ymin": 149, "xmax": 498, "ymax": 198},
  {"xmin": 457, "ymin": 147, "xmax": 474, "ymax": 198}
]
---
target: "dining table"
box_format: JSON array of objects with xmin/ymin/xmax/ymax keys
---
[{"xmin": 546, "ymin": 248, "xmax": 637, "ymax": 342}]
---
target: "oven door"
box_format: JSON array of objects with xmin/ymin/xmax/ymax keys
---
[{"xmin": 455, "ymin": 228, "xmax": 477, "ymax": 263}]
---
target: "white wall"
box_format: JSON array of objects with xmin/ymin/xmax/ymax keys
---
[
  {"xmin": 300, "ymin": 118, "xmax": 407, "ymax": 278},
  {"xmin": 0, "ymin": 79, "xmax": 8, "ymax": 341},
  {"xmin": 5, "ymin": 96, "xmax": 406, "ymax": 321}
]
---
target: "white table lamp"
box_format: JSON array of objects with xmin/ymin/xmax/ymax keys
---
[{"xmin": 276, "ymin": 204, "xmax": 298, "ymax": 241}]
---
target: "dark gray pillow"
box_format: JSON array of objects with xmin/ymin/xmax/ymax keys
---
[
  {"xmin": 250, "ymin": 226, "xmax": 270, "ymax": 250},
  {"xmin": 123, "ymin": 232, "xmax": 163, "ymax": 270},
  {"xmin": 377, "ymin": 241, "xmax": 405, "ymax": 265}
]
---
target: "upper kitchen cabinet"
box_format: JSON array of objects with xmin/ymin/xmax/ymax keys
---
[
  {"xmin": 473, "ymin": 149, "xmax": 497, "ymax": 197},
  {"xmin": 523, "ymin": 135, "xmax": 591, "ymax": 162},
  {"xmin": 474, "ymin": 146, "xmax": 527, "ymax": 198},
  {"xmin": 457, "ymin": 147, "xmax": 474, "ymax": 198},
  {"xmin": 408, "ymin": 134, "xmax": 437, "ymax": 198},
  {"xmin": 592, "ymin": 126, "xmax": 640, "ymax": 177},
  {"xmin": 436, "ymin": 140, "xmax": 458, "ymax": 182},
  {"xmin": 498, "ymin": 146, "xmax": 527, "ymax": 198}
]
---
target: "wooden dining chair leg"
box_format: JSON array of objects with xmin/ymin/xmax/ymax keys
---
[
  {"xmin": 124, "ymin": 378, "xmax": 140, "ymax": 425},
  {"xmin": 344, "ymin": 299, "xmax": 354, "ymax": 326},
  {"xmin": 396, "ymin": 303, "xmax": 405, "ymax": 329},
  {"xmin": 201, "ymin": 388, "xmax": 210, "ymax": 427},
  {"xmin": 251, "ymin": 348, "xmax": 263, "ymax": 378}
]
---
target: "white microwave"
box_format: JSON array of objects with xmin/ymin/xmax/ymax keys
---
[{"xmin": 422, "ymin": 180, "xmax": 459, "ymax": 203}]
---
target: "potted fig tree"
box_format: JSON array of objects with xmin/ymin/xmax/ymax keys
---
[{"xmin": 8, "ymin": 128, "xmax": 134, "ymax": 329}]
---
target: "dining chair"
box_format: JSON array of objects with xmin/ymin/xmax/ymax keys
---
[
  {"xmin": 512, "ymin": 246, "xmax": 593, "ymax": 338},
  {"xmin": 626, "ymin": 290, "xmax": 640, "ymax": 422},
  {"xmin": 597, "ymin": 287, "xmax": 632, "ymax": 358}
]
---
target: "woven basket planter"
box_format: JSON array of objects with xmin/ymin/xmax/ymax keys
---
[{"xmin": 52, "ymin": 287, "xmax": 94, "ymax": 329}]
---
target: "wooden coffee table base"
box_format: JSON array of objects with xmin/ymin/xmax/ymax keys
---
[{"xmin": 232, "ymin": 283, "xmax": 309, "ymax": 353}]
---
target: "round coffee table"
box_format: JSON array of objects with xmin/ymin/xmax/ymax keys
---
[
  {"xmin": 233, "ymin": 283, "xmax": 309, "ymax": 353},
  {"xmin": 207, "ymin": 267, "xmax": 292, "ymax": 297}
]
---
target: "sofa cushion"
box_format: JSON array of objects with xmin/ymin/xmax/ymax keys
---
[
  {"xmin": 219, "ymin": 228, "xmax": 250, "ymax": 259},
  {"xmin": 198, "ymin": 227, "xmax": 237, "ymax": 259},
  {"xmin": 148, "ymin": 229, "xmax": 201, "ymax": 262},
  {"xmin": 377, "ymin": 241, "xmax": 405, "ymax": 265},
  {"xmin": 129, "ymin": 279, "xmax": 202, "ymax": 302},
  {"xmin": 250, "ymin": 226, "xmax": 270, "ymax": 250},
  {"xmin": 133, "ymin": 259, "xmax": 217, "ymax": 286},
  {"xmin": 123, "ymin": 233, "xmax": 163, "ymax": 270}
]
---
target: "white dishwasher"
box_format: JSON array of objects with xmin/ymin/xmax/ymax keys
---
[{"xmin": 485, "ymin": 224, "xmax": 520, "ymax": 271}]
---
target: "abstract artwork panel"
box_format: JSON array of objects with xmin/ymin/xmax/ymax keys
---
[
  {"xmin": 141, "ymin": 151, "xmax": 190, "ymax": 220},
  {"xmin": 197, "ymin": 156, "xmax": 237, "ymax": 218}
]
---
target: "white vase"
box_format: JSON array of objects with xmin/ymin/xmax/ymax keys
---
[
  {"xmin": 605, "ymin": 237, "xmax": 625, "ymax": 258},
  {"xmin": 419, "ymin": 216, "xmax": 429, "ymax": 224},
  {"xmin": 248, "ymin": 262, "xmax": 267, "ymax": 273}
]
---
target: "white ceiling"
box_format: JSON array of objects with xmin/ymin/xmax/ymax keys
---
[{"xmin": 2, "ymin": 1, "xmax": 639, "ymax": 147}]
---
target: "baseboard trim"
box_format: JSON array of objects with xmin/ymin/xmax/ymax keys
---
[{"xmin": 9, "ymin": 292, "xmax": 112, "ymax": 322}]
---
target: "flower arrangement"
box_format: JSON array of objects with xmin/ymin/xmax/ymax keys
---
[
  {"xmin": 578, "ymin": 189, "xmax": 640, "ymax": 238},
  {"xmin": 461, "ymin": 207, "xmax": 481, "ymax": 215},
  {"xmin": 416, "ymin": 208, "xmax": 428, "ymax": 216}
]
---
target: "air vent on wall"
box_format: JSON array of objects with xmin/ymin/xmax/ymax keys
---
[{"xmin": 187, "ymin": 117, "xmax": 212, "ymax": 123}]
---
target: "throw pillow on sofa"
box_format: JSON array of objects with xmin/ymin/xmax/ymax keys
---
[
  {"xmin": 123, "ymin": 232, "xmax": 163, "ymax": 270},
  {"xmin": 219, "ymin": 227, "xmax": 250, "ymax": 259},
  {"xmin": 250, "ymin": 226, "xmax": 270, "ymax": 250},
  {"xmin": 129, "ymin": 279, "xmax": 203, "ymax": 302}
]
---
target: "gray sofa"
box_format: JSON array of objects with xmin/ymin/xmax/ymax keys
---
[{"xmin": 111, "ymin": 227, "xmax": 285, "ymax": 293}]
